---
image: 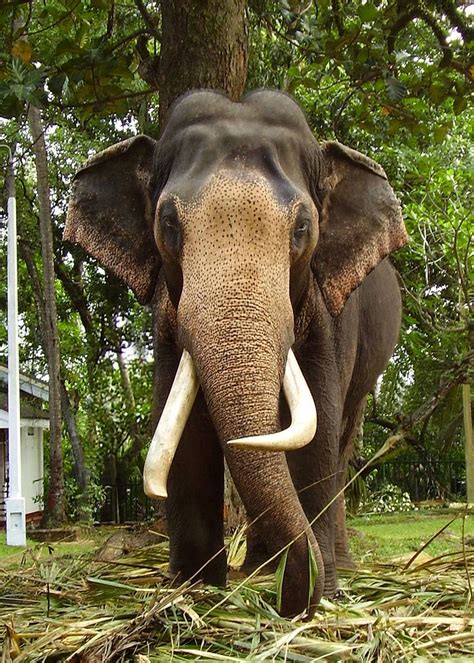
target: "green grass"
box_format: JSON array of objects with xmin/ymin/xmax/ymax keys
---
[
  {"xmin": 0, "ymin": 532, "xmax": 36, "ymax": 557},
  {"xmin": 0, "ymin": 528, "xmax": 107, "ymax": 563},
  {"xmin": 349, "ymin": 511, "xmax": 474, "ymax": 562},
  {"xmin": 1, "ymin": 511, "xmax": 472, "ymax": 565}
]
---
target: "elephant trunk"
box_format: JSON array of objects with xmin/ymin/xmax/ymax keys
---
[
  {"xmin": 227, "ymin": 348, "xmax": 317, "ymax": 451},
  {"xmin": 226, "ymin": 445, "xmax": 325, "ymax": 616},
  {"xmin": 187, "ymin": 299, "xmax": 286, "ymax": 442},
  {"xmin": 178, "ymin": 298, "xmax": 325, "ymax": 616}
]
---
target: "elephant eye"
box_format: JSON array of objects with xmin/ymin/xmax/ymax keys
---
[
  {"xmin": 294, "ymin": 220, "xmax": 309, "ymax": 236},
  {"xmin": 162, "ymin": 215, "xmax": 179, "ymax": 231},
  {"xmin": 159, "ymin": 202, "xmax": 182, "ymax": 255},
  {"xmin": 293, "ymin": 218, "xmax": 310, "ymax": 241}
]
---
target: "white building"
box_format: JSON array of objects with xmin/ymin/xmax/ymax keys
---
[{"xmin": 0, "ymin": 365, "xmax": 48, "ymax": 524}]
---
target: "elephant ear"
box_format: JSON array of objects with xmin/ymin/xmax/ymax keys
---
[
  {"xmin": 64, "ymin": 135, "xmax": 160, "ymax": 304},
  {"xmin": 312, "ymin": 141, "xmax": 408, "ymax": 316}
]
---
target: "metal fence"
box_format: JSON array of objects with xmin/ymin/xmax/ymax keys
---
[
  {"xmin": 98, "ymin": 481, "xmax": 155, "ymax": 524},
  {"xmin": 98, "ymin": 458, "xmax": 466, "ymax": 523},
  {"xmin": 368, "ymin": 458, "xmax": 466, "ymax": 502}
]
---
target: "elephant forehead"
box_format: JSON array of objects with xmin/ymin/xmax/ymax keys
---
[
  {"xmin": 173, "ymin": 171, "xmax": 295, "ymax": 296},
  {"xmin": 174, "ymin": 169, "xmax": 296, "ymax": 245}
]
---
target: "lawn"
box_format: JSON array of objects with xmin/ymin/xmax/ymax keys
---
[
  {"xmin": 2, "ymin": 510, "xmax": 472, "ymax": 562},
  {"xmin": 349, "ymin": 510, "xmax": 474, "ymax": 561},
  {"xmin": 1, "ymin": 512, "xmax": 473, "ymax": 661},
  {"xmin": 0, "ymin": 527, "xmax": 108, "ymax": 561}
]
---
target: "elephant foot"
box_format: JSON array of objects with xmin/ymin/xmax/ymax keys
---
[
  {"xmin": 167, "ymin": 568, "xmax": 199, "ymax": 586},
  {"xmin": 335, "ymin": 551, "xmax": 357, "ymax": 570},
  {"xmin": 168, "ymin": 565, "xmax": 227, "ymax": 587},
  {"xmin": 168, "ymin": 549, "xmax": 227, "ymax": 587},
  {"xmin": 322, "ymin": 571, "xmax": 338, "ymax": 598},
  {"xmin": 327, "ymin": 587, "xmax": 347, "ymax": 601}
]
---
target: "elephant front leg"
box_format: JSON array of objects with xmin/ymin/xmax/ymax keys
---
[
  {"xmin": 165, "ymin": 392, "xmax": 227, "ymax": 586},
  {"xmin": 285, "ymin": 351, "xmax": 342, "ymax": 597},
  {"xmin": 286, "ymin": 438, "xmax": 339, "ymax": 597}
]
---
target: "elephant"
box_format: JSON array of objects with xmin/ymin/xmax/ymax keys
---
[{"xmin": 64, "ymin": 89, "xmax": 408, "ymax": 618}]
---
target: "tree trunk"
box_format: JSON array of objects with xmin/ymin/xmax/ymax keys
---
[
  {"xmin": 463, "ymin": 384, "xmax": 474, "ymax": 504},
  {"xmin": 19, "ymin": 238, "xmax": 90, "ymax": 514},
  {"xmin": 116, "ymin": 346, "xmax": 143, "ymax": 460},
  {"xmin": 149, "ymin": 0, "xmax": 249, "ymax": 530},
  {"xmin": 158, "ymin": 0, "xmax": 248, "ymax": 127},
  {"xmin": 27, "ymin": 105, "xmax": 66, "ymax": 526},
  {"xmin": 115, "ymin": 344, "xmax": 151, "ymax": 522},
  {"xmin": 60, "ymin": 379, "xmax": 88, "ymax": 492}
]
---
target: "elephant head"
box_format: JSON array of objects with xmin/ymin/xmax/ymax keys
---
[{"xmin": 65, "ymin": 90, "xmax": 407, "ymax": 616}]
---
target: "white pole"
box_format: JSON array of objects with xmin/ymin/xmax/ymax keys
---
[{"xmin": 3, "ymin": 145, "xmax": 26, "ymax": 546}]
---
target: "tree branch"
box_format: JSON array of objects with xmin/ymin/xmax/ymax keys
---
[
  {"xmin": 331, "ymin": 0, "xmax": 344, "ymax": 37},
  {"xmin": 54, "ymin": 260, "xmax": 94, "ymax": 335},
  {"xmin": 134, "ymin": 0, "xmax": 161, "ymax": 39},
  {"xmin": 24, "ymin": 0, "xmax": 82, "ymax": 36},
  {"xmin": 364, "ymin": 353, "xmax": 473, "ymax": 469},
  {"xmin": 388, "ymin": 5, "xmax": 469, "ymax": 75},
  {"xmin": 367, "ymin": 417, "xmax": 398, "ymax": 431},
  {"xmin": 56, "ymin": 87, "xmax": 155, "ymax": 110},
  {"xmin": 438, "ymin": 0, "xmax": 474, "ymax": 43}
]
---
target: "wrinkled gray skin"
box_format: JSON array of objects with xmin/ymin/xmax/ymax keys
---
[{"xmin": 65, "ymin": 90, "xmax": 408, "ymax": 618}]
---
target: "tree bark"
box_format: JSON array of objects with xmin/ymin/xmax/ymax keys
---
[
  {"xmin": 116, "ymin": 345, "xmax": 147, "ymax": 464},
  {"xmin": 115, "ymin": 345, "xmax": 145, "ymax": 522},
  {"xmin": 149, "ymin": 0, "xmax": 250, "ymax": 530},
  {"xmin": 158, "ymin": 0, "xmax": 248, "ymax": 127},
  {"xmin": 463, "ymin": 383, "xmax": 474, "ymax": 504},
  {"xmin": 117, "ymin": 348, "xmax": 136, "ymax": 412},
  {"xmin": 27, "ymin": 105, "xmax": 66, "ymax": 526},
  {"xmin": 60, "ymin": 379, "xmax": 88, "ymax": 492},
  {"xmin": 19, "ymin": 239, "xmax": 89, "ymax": 502}
]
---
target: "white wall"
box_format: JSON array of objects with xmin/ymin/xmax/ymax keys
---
[{"xmin": 21, "ymin": 426, "xmax": 44, "ymax": 515}]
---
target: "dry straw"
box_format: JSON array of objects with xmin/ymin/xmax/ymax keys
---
[{"xmin": 1, "ymin": 518, "xmax": 473, "ymax": 662}]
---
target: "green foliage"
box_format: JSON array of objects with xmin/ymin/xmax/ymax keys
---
[
  {"xmin": 366, "ymin": 119, "xmax": 472, "ymax": 469},
  {"xmin": 249, "ymin": 0, "xmax": 472, "ymax": 144},
  {"xmin": 0, "ymin": 0, "xmax": 472, "ymax": 519},
  {"xmin": 0, "ymin": 0, "xmax": 159, "ymax": 121},
  {"xmin": 0, "ymin": 57, "xmax": 46, "ymax": 117},
  {"xmin": 2, "ymin": 521, "xmax": 474, "ymax": 659},
  {"xmin": 65, "ymin": 477, "xmax": 107, "ymax": 522},
  {"xmin": 307, "ymin": 534, "xmax": 319, "ymax": 606},
  {"xmin": 274, "ymin": 545, "xmax": 289, "ymax": 613}
]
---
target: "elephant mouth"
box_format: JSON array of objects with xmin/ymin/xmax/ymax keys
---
[{"xmin": 143, "ymin": 349, "xmax": 317, "ymax": 499}]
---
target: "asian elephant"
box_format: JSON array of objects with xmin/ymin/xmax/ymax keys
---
[{"xmin": 65, "ymin": 90, "xmax": 408, "ymax": 618}]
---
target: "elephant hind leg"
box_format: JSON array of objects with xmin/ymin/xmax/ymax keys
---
[
  {"xmin": 335, "ymin": 397, "xmax": 367, "ymax": 570},
  {"xmin": 334, "ymin": 493, "xmax": 357, "ymax": 569}
]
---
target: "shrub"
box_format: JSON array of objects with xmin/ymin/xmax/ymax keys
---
[{"xmin": 359, "ymin": 482, "xmax": 418, "ymax": 514}]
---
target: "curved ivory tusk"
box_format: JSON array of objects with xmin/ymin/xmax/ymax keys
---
[
  {"xmin": 227, "ymin": 349, "xmax": 317, "ymax": 452},
  {"xmin": 143, "ymin": 349, "xmax": 199, "ymax": 498}
]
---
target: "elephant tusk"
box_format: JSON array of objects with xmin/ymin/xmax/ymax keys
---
[
  {"xmin": 227, "ymin": 348, "xmax": 317, "ymax": 452},
  {"xmin": 143, "ymin": 349, "xmax": 199, "ymax": 498}
]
